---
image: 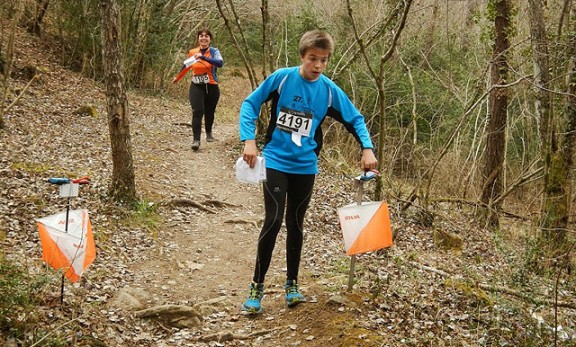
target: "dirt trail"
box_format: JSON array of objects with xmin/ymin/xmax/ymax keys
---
[
  {"xmin": 130, "ymin": 121, "xmax": 263, "ymax": 304},
  {"xmin": 117, "ymin": 107, "xmax": 362, "ymax": 346}
]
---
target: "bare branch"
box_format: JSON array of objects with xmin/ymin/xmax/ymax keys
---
[
  {"xmin": 214, "ymin": 0, "xmax": 258, "ymax": 89},
  {"xmin": 3, "ymin": 74, "xmax": 39, "ymax": 115}
]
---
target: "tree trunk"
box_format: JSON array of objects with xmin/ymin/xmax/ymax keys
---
[
  {"xmin": 0, "ymin": 2, "xmax": 22, "ymax": 130},
  {"xmin": 528, "ymin": 0, "xmax": 552, "ymax": 152},
  {"xmin": 528, "ymin": 0, "xmax": 569, "ymax": 246},
  {"xmin": 0, "ymin": 45, "xmax": 4, "ymax": 129},
  {"xmin": 260, "ymin": 0, "xmax": 271, "ymax": 79},
  {"xmin": 565, "ymin": 8, "xmax": 576, "ymax": 176},
  {"xmin": 28, "ymin": 0, "xmax": 50, "ymax": 37},
  {"xmin": 258, "ymin": 0, "xmax": 271, "ymax": 136},
  {"xmin": 100, "ymin": 0, "xmax": 137, "ymax": 205},
  {"xmin": 423, "ymin": 0, "xmax": 438, "ymax": 64},
  {"xmin": 0, "ymin": 44, "xmax": 6, "ymax": 129},
  {"xmin": 480, "ymin": 0, "xmax": 511, "ymax": 228},
  {"xmin": 545, "ymin": 5, "xmax": 576, "ymax": 246}
]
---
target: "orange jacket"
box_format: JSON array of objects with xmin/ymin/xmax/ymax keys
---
[{"xmin": 173, "ymin": 46, "xmax": 223, "ymax": 84}]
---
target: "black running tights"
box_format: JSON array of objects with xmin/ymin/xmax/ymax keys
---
[
  {"xmin": 252, "ymin": 168, "xmax": 316, "ymax": 284},
  {"xmin": 188, "ymin": 83, "xmax": 220, "ymax": 141}
]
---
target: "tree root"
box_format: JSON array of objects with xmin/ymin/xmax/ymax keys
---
[
  {"xmin": 165, "ymin": 198, "xmax": 217, "ymax": 213},
  {"xmin": 203, "ymin": 199, "xmax": 239, "ymax": 208},
  {"xmin": 172, "ymin": 122, "xmax": 192, "ymax": 127},
  {"xmin": 199, "ymin": 329, "xmax": 277, "ymax": 343},
  {"xmin": 224, "ymin": 218, "xmax": 259, "ymax": 227},
  {"xmin": 164, "ymin": 198, "xmax": 239, "ymax": 213}
]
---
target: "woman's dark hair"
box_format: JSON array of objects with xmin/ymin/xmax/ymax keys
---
[{"xmin": 197, "ymin": 28, "xmax": 213, "ymax": 41}]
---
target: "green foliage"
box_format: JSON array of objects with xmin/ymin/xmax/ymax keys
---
[
  {"xmin": 506, "ymin": 101, "xmax": 540, "ymax": 163},
  {"xmin": 10, "ymin": 161, "xmax": 53, "ymax": 174},
  {"xmin": 125, "ymin": 199, "xmax": 163, "ymax": 238},
  {"xmin": 296, "ymin": 0, "xmax": 327, "ymax": 34},
  {"xmin": 483, "ymin": 0, "xmax": 517, "ymax": 47},
  {"xmin": 433, "ymin": 228, "xmax": 463, "ymax": 251},
  {"xmin": 50, "ymin": 0, "xmax": 101, "ymax": 73},
  {"xmin": 223, "ymin": 21, "xmax": 266, "ymax": 70},
  {"xmin": 124, "ymin": 1, "xmax": 180, "ymax": 89},
  {"xmin": 444, "ymin": 278, "xmax": 494, "ymax": 307},
  {"xmin": 326, "ymin": 256, "xmax": 362, "ymax": 289},
  {"xmin": 0, "ymin": 260, "xmax": 51, "ymax": 343},
  {"xmin": 45, "ymin": 0, "xmax": 188, "ymax": 89},
  {"xmin": 517, "ymin": 232, "xmax": 546, "ymax": 277},
  {"xmin": 325, "ymin": 22, "xmax": 486, "ymax": 176},
  {"xmin": 0, "ymin": 0, "xmax": 22, "ymax": 20},
  {"xmin": 12, "ymin": 0, "xmax": 560, "ymax": 204}
]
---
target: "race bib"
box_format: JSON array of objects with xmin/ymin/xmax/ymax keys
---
[
  {"xmin": 277, "ymin": 107, "xmax": 313, "ymax": 137},
  {"xmin": 192, "ymin": 74, "xmax": 209, "ymax": 84}
]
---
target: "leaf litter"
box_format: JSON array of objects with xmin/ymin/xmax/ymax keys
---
[{"xmin": 1, "ymin": 27, "xmax": 575, "ymax": 347}]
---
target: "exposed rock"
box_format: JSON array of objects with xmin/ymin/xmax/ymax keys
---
[
  {"xmin": 135, "ymin": 304, "xmax": 203, "ymax": 328},
  {"xmin": 110, "ymin": 286, "xmax": 152, "ymax": 311}
]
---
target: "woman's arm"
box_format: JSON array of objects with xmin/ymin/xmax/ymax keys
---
[{"xmin": 198, "ymin": 47, "xmax": 223, "ymax": 67}]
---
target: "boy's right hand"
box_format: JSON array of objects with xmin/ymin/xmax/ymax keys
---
[{"xmin": 243, "ymin": 140, "xmax": 258, "ymax": 168}]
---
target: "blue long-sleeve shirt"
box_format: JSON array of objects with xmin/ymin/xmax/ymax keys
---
[
  {"xmin": 199, "ymin": 47, "xmax": 223, "ymax": 68},
  {"xmin": 239, "ymin": 67, "xmax": 374, "ymax": 174}
]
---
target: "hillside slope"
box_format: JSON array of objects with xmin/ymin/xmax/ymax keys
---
[{"xmin": 1, "ymin": 26, "xmax": 575, "ymax": 347}]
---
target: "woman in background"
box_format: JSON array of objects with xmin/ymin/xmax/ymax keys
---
[{"xmin": 173, "ymin": 28, "xmax": 223, "ymax": 151}]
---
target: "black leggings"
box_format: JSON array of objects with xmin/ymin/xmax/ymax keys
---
[
  {"xmin": 253, "ymin": 168, "xmax": 316, "ymax": 284},
  {"xmin": 188, "ymin": 83, "xmax": 220, "ymax": 141}
]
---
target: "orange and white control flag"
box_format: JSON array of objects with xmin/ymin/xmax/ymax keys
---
[
  {"xmin": 36, "ymin": 209, "xmax": 96, "ymax": 282},
  {"xmin": 337, "ymin": 201, "xmax": 393, "ymax": 255}
]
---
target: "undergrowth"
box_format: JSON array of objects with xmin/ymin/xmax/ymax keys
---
[{"xmin": 0, "ymin": 260, "xmax": 55, "ymax": 345}]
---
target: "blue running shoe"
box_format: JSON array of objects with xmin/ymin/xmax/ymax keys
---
[
  {"xmin": 241, "ymin": 283, "xmax": 264, "ymax": 314},
  {"xmin": 285, "ymin": 279, "xmax": 306, "ymax": 307}
]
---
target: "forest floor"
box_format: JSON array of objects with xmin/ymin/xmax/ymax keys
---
[{"xmin": 1, "ymin": 27, "xmax": 576, "ymax": 347}]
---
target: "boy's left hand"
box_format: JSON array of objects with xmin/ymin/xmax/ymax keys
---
[{"xmin": 361, "ymin": 149, "xmax": 378, "ymax": 171}]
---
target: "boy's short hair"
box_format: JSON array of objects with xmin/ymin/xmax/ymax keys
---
[{"xmin": 298, "ymin": 30, "xmax": 334, "ymax": 57}]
